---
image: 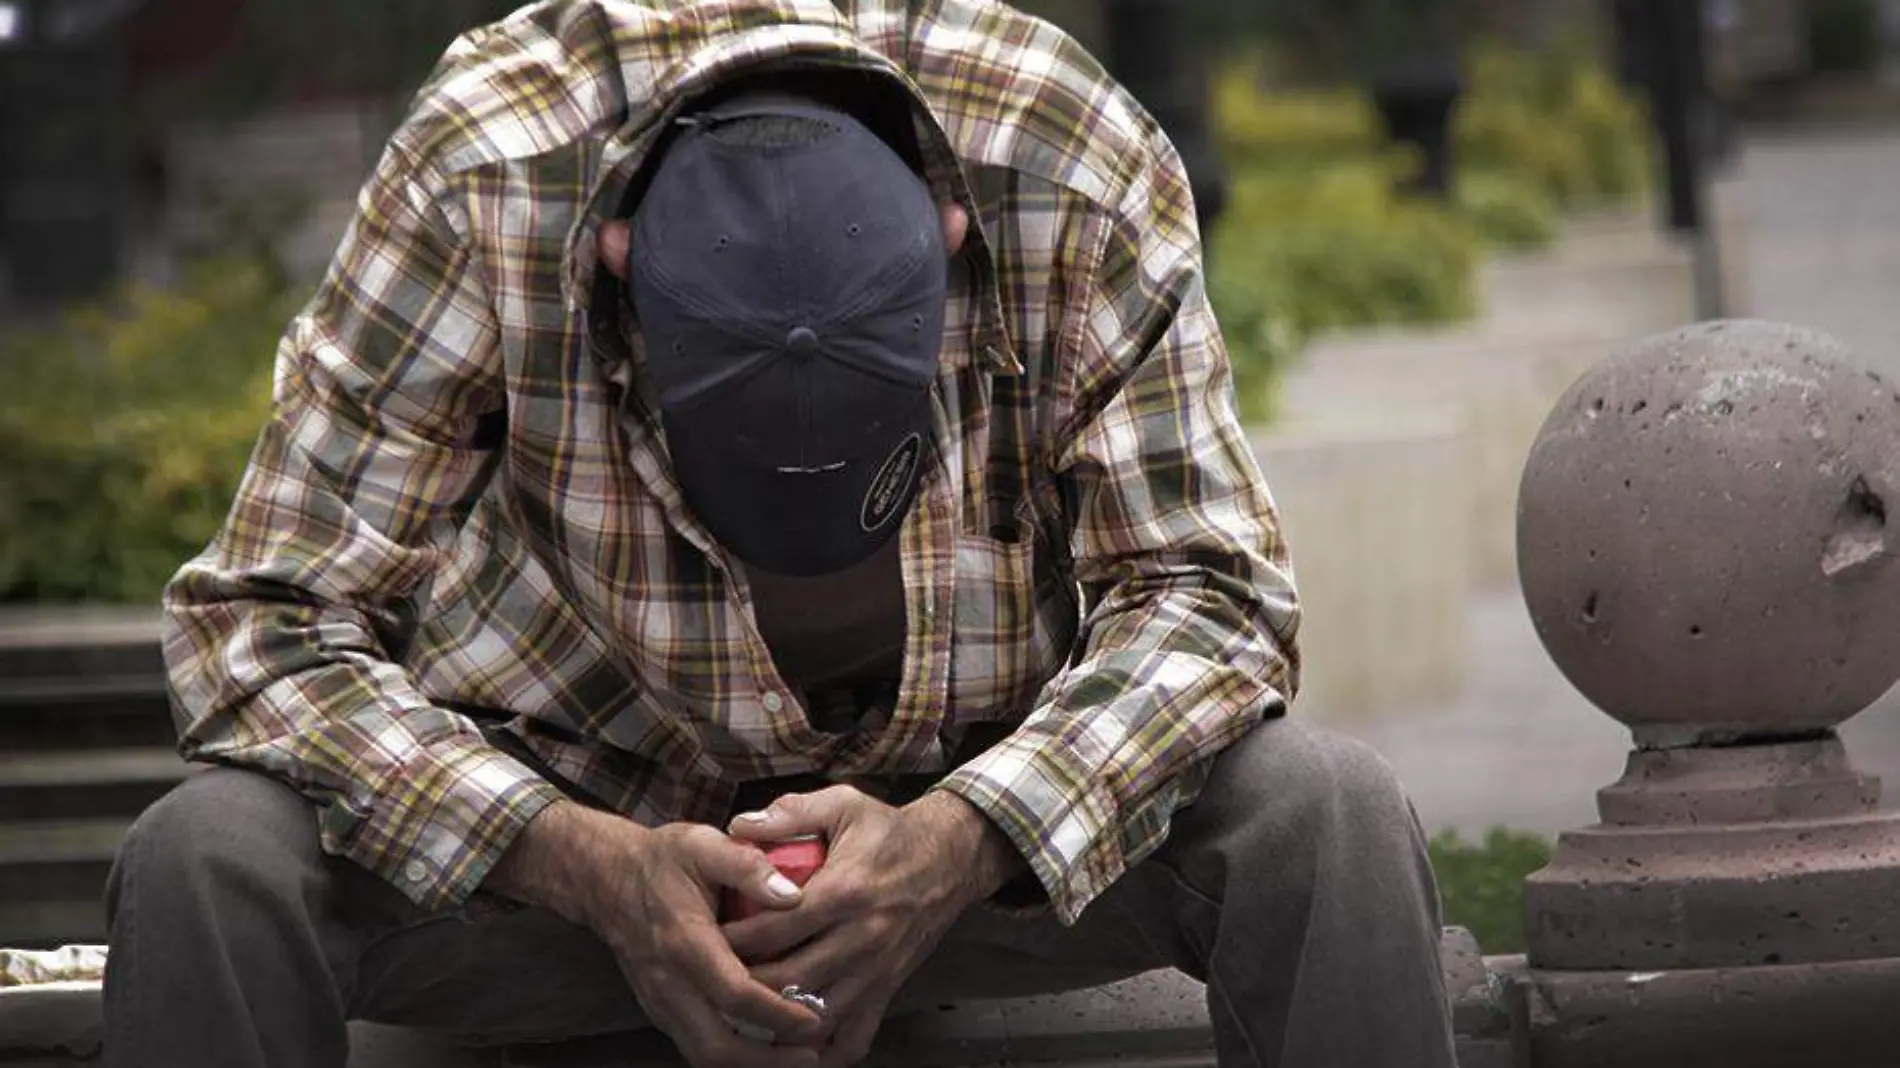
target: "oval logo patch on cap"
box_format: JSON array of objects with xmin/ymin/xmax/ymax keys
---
[{"xmin": 861, "ymin": 434, "xmax": 924, "ymax": 532}]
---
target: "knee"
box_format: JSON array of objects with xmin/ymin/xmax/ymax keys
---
[
  {"xmin": 1287, "ymin": 724, "xmax": 1419, "ymax": 835},
  {"xmin": 108, "ymin": 768, "xmax": 321, "ymax": 915},
  {"xmin": 1180, "ymin": 719, "xmax": 1425, "ymax": 875}
]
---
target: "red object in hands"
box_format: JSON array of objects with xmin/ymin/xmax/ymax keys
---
[{"xmin": 721, "ymin": 836, "xmax": 827, "ymax": 922}]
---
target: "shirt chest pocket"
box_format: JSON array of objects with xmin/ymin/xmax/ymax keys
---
[{"xmin": 947, "ymin": 527, "xmax": 1080, "ymax": 723}]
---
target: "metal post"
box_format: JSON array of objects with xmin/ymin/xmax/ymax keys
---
[
  {"xmin": 1651, "ymin": 0, "xmax": 1709, "ymax": 234},
  {"xmin": 1637, "ymin": 0, "xmax": 1727, "ymax": 318}
]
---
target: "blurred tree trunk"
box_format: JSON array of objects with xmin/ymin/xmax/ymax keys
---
[{"xmin": 1100, "ymin": 0, "xmax": 1226, "ymax": 238}]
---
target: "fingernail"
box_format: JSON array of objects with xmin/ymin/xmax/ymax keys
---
[
  {"xmin": 767, "ymin": 873, "xmax": 801, "ymax": 900},
  {"xmin": 733, "ymin": 811, "xmax": 770, "ymax": 825}
]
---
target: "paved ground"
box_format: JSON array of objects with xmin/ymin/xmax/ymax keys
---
[
  {"xmin": 1740, "ymin": 126, "xmax": 1900, "ymax": 375},
  {"xmin": 1343, "ymin": 124, "xmax": 1900, "ymax": 840}
]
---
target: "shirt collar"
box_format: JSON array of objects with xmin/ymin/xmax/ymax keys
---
[{"xmin": 568, "ymin": 26, "xmax": 1019, "ymax": 378}]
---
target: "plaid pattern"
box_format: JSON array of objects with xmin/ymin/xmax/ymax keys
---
[
  {"xmin": 0, "ymin": 945, "xmax": 107, "ymax": 989},
  {"xmin": 162, "ymin": 0, "xmax": 1301, "ymax": 924}
]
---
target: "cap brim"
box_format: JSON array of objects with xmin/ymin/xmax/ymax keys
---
[{"xmin": 664, "ymin": 393, "xmax": 933, "ymax": 577}]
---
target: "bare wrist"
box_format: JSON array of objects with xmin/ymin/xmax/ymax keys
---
[
  {"xmin": 490, "ymin": 800, "xmax": 623, "ymax": 925},
  {"xmin": 914, "ymin": 791, "xmax": 1023, "ymax": 906}
]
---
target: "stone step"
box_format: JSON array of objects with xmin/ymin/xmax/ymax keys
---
[
  {"xmin": 0, "ymin": 609, "xmax": 185, "ymax": 754},
  {"xmin": 0, "ymin": 819, "xmax": 127, "ymax": 945},
  {"xmin": 0, "ymin": 609, "xmax": 162, "ymax": 683},
  {"xmin": 0, "ymin": 818, "xmax": 130, "ymax": 867},
  {"xmin": 0, "ymin": 900, "xmax": 106, "ymax": 952},
  {"xmin": 0, "ymin": 677, "xmax": 176, "ymax": 752},
  {"xmin": 0, "ymin": 748, "xmax": 187, "ymax": 821}
]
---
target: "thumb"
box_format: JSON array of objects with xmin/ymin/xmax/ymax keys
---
[
  {"xmin": 727, "ymin": 785, "xmax": 860, "ymax": 843},
  {"xmin": 597, "ymin": 220, "xmax": 631, "ymax": 282},
  {"xmin": 690, "ymin": 831, "xmax": 806, "ymax": 908}
]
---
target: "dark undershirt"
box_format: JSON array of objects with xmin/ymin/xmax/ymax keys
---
[{"xmin": 744, "ymin": 533, "xmax": 906, "ymax": 734}]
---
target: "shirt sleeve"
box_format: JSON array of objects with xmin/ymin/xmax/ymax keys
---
[
  {"xmin": 160, "ymin": 141, "xmax": 564, "ymax": 913},
  {"xmin": 936, "ymin": 126, "xmax": 1303, "ymax": 925}
]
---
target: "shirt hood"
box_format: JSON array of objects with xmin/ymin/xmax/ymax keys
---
[{"xmin": 561, "ymin": 0, "xmax": 1016, "ymax": 375}]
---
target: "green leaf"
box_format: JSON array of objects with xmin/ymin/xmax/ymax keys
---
[{"xmin": 1428, "ymin": 827, "xmax": 1554, "ymax": 954}]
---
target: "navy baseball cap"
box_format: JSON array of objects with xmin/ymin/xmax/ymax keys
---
[{"xmin": 626, "ymin": 90, "xmax": 948, "ymax": 577}]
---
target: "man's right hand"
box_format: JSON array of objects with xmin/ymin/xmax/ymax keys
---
[{"xmin": 492, "ymin": 801, "xmax": 825, "ymax": 1068}]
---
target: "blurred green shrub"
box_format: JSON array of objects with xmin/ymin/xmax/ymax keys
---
[
  {"xmin": 1213, "ymin": 66, "xmax": 1388, "ymax": 170},
  {"xmin": 1219, "ymin": 164, "xmax": 1480, "ymax": 335},
  {"xmin": 1808, "ymin": 0, "xmax": 1883, "ymax": 73},
  {"xmin": 1205, "ymin": 40, "xmax": 1650, "ymax": 418},
  {"xmin": 1209, "ymin": 60, "xmax": 1481, "ymax": 420},
  {"xmin": 0, "ymin": 260, "xmax": 290, "ymax": 604},
  {"xmin": 1429, "ymin": 826, "xmax": 1554, "ymax": 954},
  {"xmin": 1210, "ymin": 163, "xmax": 1479, "ymax": 422},
  {"xmin": 1455, "ymin": 40, "xmax": 1656, "ymax": 210},
  {"xmin": 1454, "ymin": 169, "xmax": 1561, "ymax": 250}
]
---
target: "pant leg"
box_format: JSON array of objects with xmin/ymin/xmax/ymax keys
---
[
  {"xmin": 899, "ymin": 717, "xmax": 1456, "ymax": 1068},
  {"xmin": 102, "ymin": 768, "xmax": 645, "ymax": 1068}
]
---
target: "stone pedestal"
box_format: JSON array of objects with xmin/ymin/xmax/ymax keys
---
[{"xmin": 1509, "ymin": 320, "xmax": 1900, "ymax": 1065}]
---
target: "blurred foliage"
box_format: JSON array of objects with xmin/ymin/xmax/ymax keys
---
[
  {"xmin": 1429, "ymin": 827, "xmax": 1554, "ymax": 954},
  {"xmin": 1210, "ymin": 162, "xmax": 1479, "ymax": 423},
  {"xmin": 1807, "ymin": 0, "xmax": 1884, "ymax": 73},
  {"xmin": 1454, "ymin": 39, "xmax": 1657, "ymax": 210},
  {"xmin": 0, "ymin": 261, "xmax": 290, "ymax": 604},
  {"xmin": 1205, "ymin": 36, "xmax": 1651, "ymax": 419},
  {"xmin": 1184, "ymin": 0, "xmax": 1496, "ymax": 86},
  {"xmin": 1212, "ymin": 73, "xmax": 1390, "ymax": 169},
  {"xmin": 1453, "ymin": 170, "xmax": 1561, "ymax": 250}
]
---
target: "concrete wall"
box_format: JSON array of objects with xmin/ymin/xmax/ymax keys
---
[
  {"xmin": 1250, "ymin": 413, "xmax": 1473, "ymax": 728},
  {"xmin": 1250, "ymin": 206, "xmax": 1711, "ymax": 726}
]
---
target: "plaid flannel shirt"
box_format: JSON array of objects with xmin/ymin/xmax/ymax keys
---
[{"xmin": 162, "ymin": 0, "xmax": 1301, "ymax": 925}]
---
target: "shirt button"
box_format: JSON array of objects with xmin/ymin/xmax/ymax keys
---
[
  {"xmin": 762, "ymin": 692, "xmax": 785, "ymax": 714},
  {"xmin": 403, "ymin": 860, "xmax": 429, "ymax": 883}
]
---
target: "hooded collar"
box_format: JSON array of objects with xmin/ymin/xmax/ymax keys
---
[{"xmin": 568, "ymin": 7, "xmax": 1018, "ymax": 378}]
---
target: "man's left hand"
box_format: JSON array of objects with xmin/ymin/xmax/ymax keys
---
[{"xmin": 721, "ymin": 786, "xmax": 1020, "ymax": 1064}]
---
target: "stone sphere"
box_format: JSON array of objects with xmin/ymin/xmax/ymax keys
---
[{"xmin": 1517, "ymin": 320, "xmax": 1900, "ymax": 742}]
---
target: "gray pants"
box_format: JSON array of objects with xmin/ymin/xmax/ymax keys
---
[{"xmin": 101, "ymin": 718, "xmax": 1455, "ymax": 1068}]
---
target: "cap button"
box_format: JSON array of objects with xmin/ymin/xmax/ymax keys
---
[{"xmin": 786, "ymin": 327, "xmax": 821, "ymax": 359}]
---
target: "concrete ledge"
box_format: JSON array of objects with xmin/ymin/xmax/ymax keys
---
[
  {"xmin": 868, "ymin": 972, "xmax": 1214, "ymax": 1068},
  {"xmin": 0, "ymin": 929, "xmax": 1512, "ymax": 1066},
  {"xmin": 1478, "ymin": 219, "xmax": 1698, "ymax": 339},
  {"xmin": 492, "ymin": 974, "xmax": 1215, "ymax": 1068},
  {"xmin": 1517, "ymin": 957, "xmax": 1900, "ymax": 1068}
]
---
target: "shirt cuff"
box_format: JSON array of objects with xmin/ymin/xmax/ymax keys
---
[
  {"xmin": 321, "ymin": 735, "xmax": 568, "ymax": 913},
  {"xmin": 934, "ymin": 733, "xmax": 1131, "ymax": 926}
]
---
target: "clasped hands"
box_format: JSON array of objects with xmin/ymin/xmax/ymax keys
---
[{"xmin": 579, "ymin": 785, "xmax": 1016, "ymax": 1068}]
